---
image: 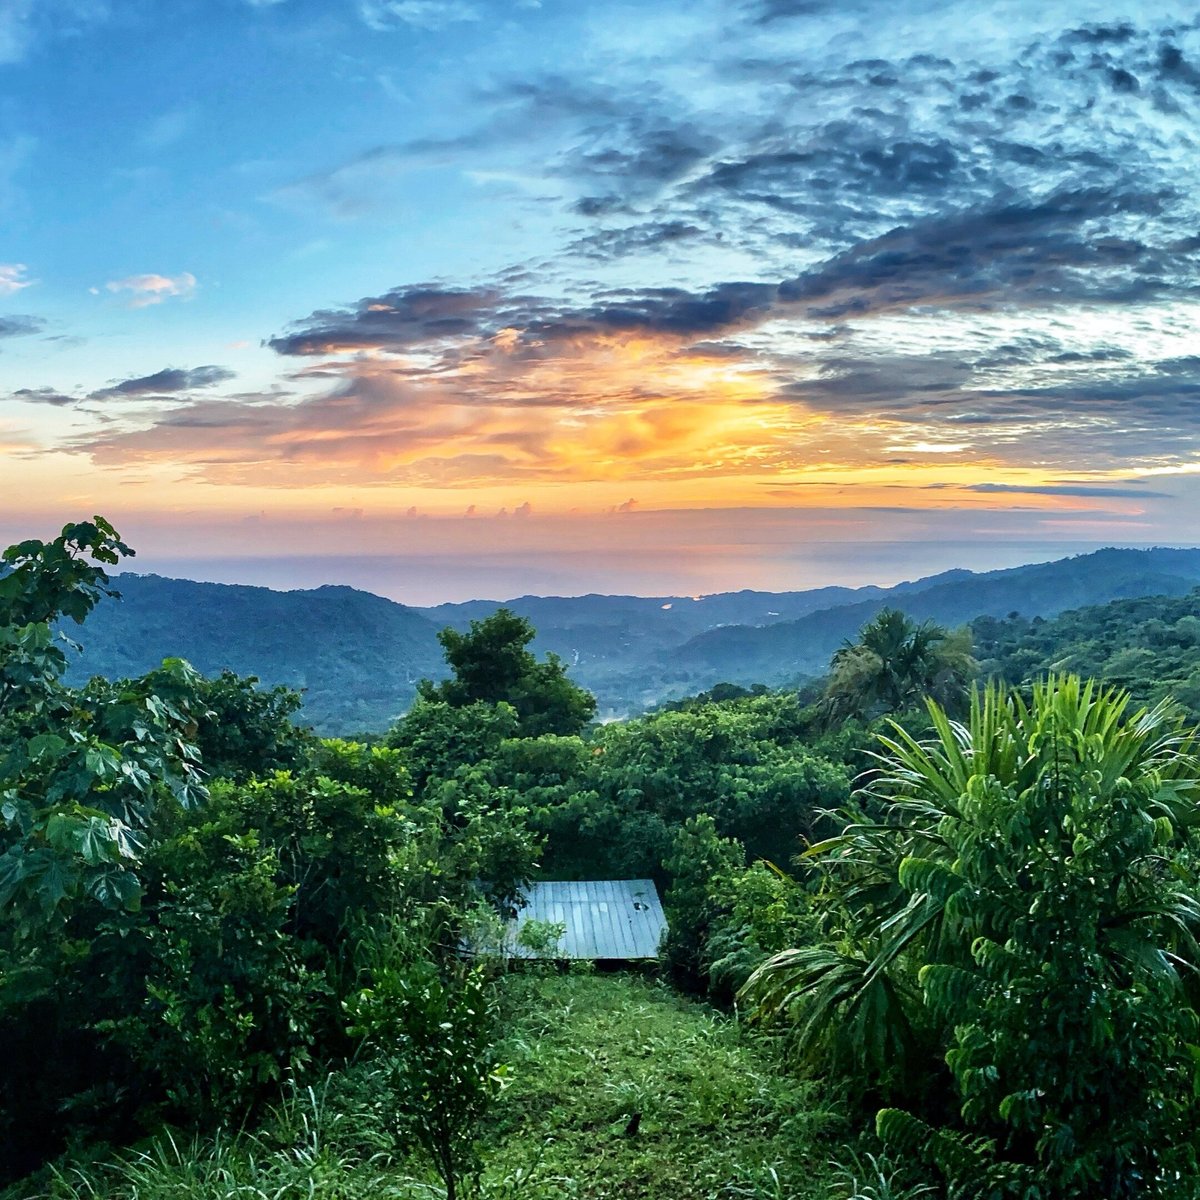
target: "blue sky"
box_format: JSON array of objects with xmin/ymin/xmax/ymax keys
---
[{"xmin": 2, "ymin": 0, "xmax": 1200, "ymax": 600}]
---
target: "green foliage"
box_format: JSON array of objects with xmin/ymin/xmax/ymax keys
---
[
  {"xmin": 387, "ymin": 699, "xmax": 520, "ymax": 794},
  {"xmin": 420, "ymin": 607, "xmax": 596, "ymax": 737},
  {"xmin": 0, "ymin": 519, "xmax": 207, "ymax": 930},
  {"xmin": 540, "ymin": 693, "xmax": 848, "ymax": 880},
  {"xmin": 21, "ymin": 974, "xmax": 845, "ymax": 1200},
  {"xmin": 0, "ymin": 519, "xmax": 550, "ymax": 1182},
  {"xmin": 348, "ymin": 956, "xmax": 506, "ymax": 1200},
  {"xmin": 825, "ymin": 608, "xmax": 975, "ymax": 722},
  {"xmin": 742, "ymin": 676, "xmax": 1200, "ymax": 1197},
  {"xmin": 704, "ymin": 861, "xmax": 816, "ymax": 999},
  {"xmin": 101, "ymin": 818, "xmax": 324, "ymax": 1121},
  {"xmin": 662, "ymin": 815, "xmax": 744, "ymax": 981},
  {"xmin": 515, "ymin": 917, "xmax": 566, "ymax": 957},
  {"xmin": 975, "ymin": 588, "xmax": 1200, "ymax": 721},
  {"xmin": 830, "ymin": 1150, "xmax": 937, "ymax": 1200},
  {"xmin": 484, "ymin": 973, "xmax": 838, "ymax": 1199},
  {"xmin": 188, "ymin": 669, "xmax": 311, "ymax": 781}
]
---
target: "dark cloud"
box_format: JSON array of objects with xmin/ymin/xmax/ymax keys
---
[
  {"xmin": 0, "ymin": 315, "xmax": 44, "ymax": 339},
  {"xmin": 9, "ymin": 386, "xmax": 75, "ymax": 406},
  {"xmin": 1066, "ymin": 24, "xmax": 1138, "ymax": 45},
  {"xmin": 269, "ymin": 279, "xmax": 780, "ymax": 357},
  {"xmin": 1158, "ymin": 42, "xmax": 1200, "ymax": 92},
  {"xmin": 269, "ymin": 287, "xmax": 512, "ymax": 355},
  {"xmin": 89, "ymin": 365, "xmax": 237, "ymax": 400},
  {"xmin": 568, "ymin": 220, "xmax": 709, "ymax": 260},
  {"xmin": 568, "ymin": 119, "xmax": 721, "ymax": 213},
  {"xmin": 749, "ymin": 0, "xmax": 870, "ymax": 22},
  {"xmin": 777, "ymin": 187, "xmax": 1180, "ymax": 318},
  {"xmin": 563, "ymin": 282, "xmax": 778, "ymax": 338}
]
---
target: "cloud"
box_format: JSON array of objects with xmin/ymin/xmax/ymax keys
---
[
  {"xmin": 776, "ymin": 187, "xmax": 1183, "ymax": 319},
  {"xmin": 0, "ymin": 315, "xmax": 44, "ymax": 339},
  {"xmin": 139, "ymin": 109, "xmax": 193, "ymax": 151},
  {"xmin": 103, "ymin": 272, "xmax": 197, "ymax": 307},
  {"xmin": 268, "ymin": 279, "xmax": 782, "ymax": 358},
  {"xmin": 358, "ymin": 0, "xmax": 480, "ymax": 31},
  {"xmin": 0, "ymin": 264, "xmax": 32, "ymax": 296},
  {"xmin": 269, "ymin": 286, "xmax": 507, "ymax": 355},
  {"xmin": 9, "ymin": 386, "xmax": 74, "ymax": 406},
  {"xmin": 965, "ymin": 483, "xmax": 1173, "ymax": 499},
  {"xmin": 568, "ymin": 221, "xmax": 708, "ymax": 261},
  {"xmin": 89, "ymin": 365, "xmax": 236, "ymax": 400},
  {"xmin": 32, "ymin": 3, "xmax": 1200, "ymax": 512}
]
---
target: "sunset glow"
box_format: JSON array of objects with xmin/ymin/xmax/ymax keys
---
[{"xmin": 2, "ymin": 0, "xmax": 1199, "ymax": 598}]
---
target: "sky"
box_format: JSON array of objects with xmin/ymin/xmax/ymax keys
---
[{"xmin": 2, "ymin": 0, "xmax": 1200, "ymax": 602}]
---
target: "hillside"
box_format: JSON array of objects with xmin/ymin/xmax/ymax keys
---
[
  {"xmin": 63, "ymin": 576, "xmax": 445, "ymax": 733},
  {"xmin": 647, "ymin": 548, "xmax": 1200, "ymax": 699},
  {"xmin": 973, "ymin": 588, "xmax": 1200, "ymax": 719},
  {"xmin": 64, "ymin": 547, "xmax": 1200, "ymax": 732}
]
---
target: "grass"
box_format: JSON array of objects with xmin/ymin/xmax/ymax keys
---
[
  {"xmin": 15, "ymin": 971, "xmax": 860, "ymax": 1200},
  {"xmin": 484, "ymin": 970, "xmax": 844, "ymax": 1199}
]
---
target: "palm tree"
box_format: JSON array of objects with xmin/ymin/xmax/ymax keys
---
[
  {"xmin": 741, "ymin": 677, "xmax": 1200, "ymax": 1196},
  {"xmin": 823, "ymin": 609, "xmax": 975, "ymax": 722}
]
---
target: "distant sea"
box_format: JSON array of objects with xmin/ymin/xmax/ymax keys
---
[{"xmin": 119, "ymin": 539, "xmax": 1200, "ymax": 607}]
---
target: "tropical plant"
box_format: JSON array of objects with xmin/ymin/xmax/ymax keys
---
[
  {"xmin": 0, "ymin": 519, "xmax": 207, "ymax": 926},
  {"xmin": 188, "ymin": 669, "xmax": 311, "ymax": 781},
  {"xmin": 824, "ymin": 608, "xmax": 974, "ymax": 722},
  {"xmin": 743, "ymin": 676, "xmax": 1200, "ymax": 1197},
  {"xmin": 662, "ymin": 815, "xmax": 744, "ymax": 982}
]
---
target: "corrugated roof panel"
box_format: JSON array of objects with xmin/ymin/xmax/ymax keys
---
[{"xmin": 506, "ymin": 879, "xmax": 667, "ymax": 960}]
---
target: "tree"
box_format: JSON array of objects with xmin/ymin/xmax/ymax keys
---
[
  {"xmin": 662, "ymin": 814, "xmax": 744, "ymax": 981},
  {"xmin": 419, "ymin": 608, "xmax": 596, "ymax": 736},
  {"xmin": 823, "ymin": 608, "xmax": 974, "ymax": 722},
  {"xmin": 189, "ymin": 670, "xmax": 310, "ymax": 782},
  {"xmin": 0, "ymin": 518, "xmax": 206, "ymax": 926},
  {"xmin": 348, "ymin": 956, "xmax": 506, "ymax": 1200},
  {"xmin": 743, "ymin": 677, "xmax": 1200, "ymax": 1197}
]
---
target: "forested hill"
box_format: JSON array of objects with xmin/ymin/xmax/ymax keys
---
[
  {"xmin": 656, "ymin": 547, "xmax": 1200, "ymax": 696},
  {"xmin": 974, "ymin": 589, "xmax": 1200, "ymax": 718},
  {"xmin": 65, "ymin": 546, "xmax": 1200, "ymax": 731},
  {"xmin": 63, "ymin": 576, "xmax": 447, "ymax": 733}
]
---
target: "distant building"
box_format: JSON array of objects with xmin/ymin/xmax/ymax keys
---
[{"xmin": 507, "ymin": 879, "xmax": 667, "ymax": 960}]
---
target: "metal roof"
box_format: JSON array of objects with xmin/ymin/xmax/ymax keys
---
[{"xmin": 508, "ymin": 879, "xmax": 667, "ymax": 960}]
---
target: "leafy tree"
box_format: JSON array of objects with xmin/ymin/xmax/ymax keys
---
[
  {"xmin": 551, "ymin": 697, "xmax": 847, "ymax": 878},
  {"xmin": 662, "ymin": 815, "xmax": 744, "ymax": 982},
  {"xmin": 975, "ymin": 588, "xmax": 1200, "ymax": 723},
  {"xmin": 100, "ymin": 815, "xmax": 324, "ymax": 1122},
  {"xmin": 824, "ymin": 608, "xmax": 974, "ymax": 722},
  {"xmin": 0, "ymin": 520, "xmax": 209, "ymax": 1173},
  {"xmin": 743, "ymin": 677, "xmax": 1200, "ymax": 1197},
  {"xmin": 0, "ymin": 519, "xmax": 206, "ymax": 926},
  {"xmin": 388, "ymin": 699, "xmax": 520, "ymax": 795},
  {"xmin": 348, "ymin": 954, "xmax": 506, "ymax": 1200},
  {"xmin": 189, "ymin": 669, "xmax": 311, "ymax": 781},
  {"xmin": 704, "ymin": 861, "xmax": 815, "ymax": 1000},
  {"xmin": 419, "ymin": 607, "xmax": 596, "ymax": 736}
]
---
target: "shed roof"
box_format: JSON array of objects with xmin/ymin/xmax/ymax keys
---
[{"xmin": 509, "ymin": 879, "xmax": 666, "ymax": 960}]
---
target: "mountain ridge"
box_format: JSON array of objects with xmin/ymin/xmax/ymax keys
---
[{"xmin": 64, "ymin": 546, "xmax": 1200, "ymax": 732}]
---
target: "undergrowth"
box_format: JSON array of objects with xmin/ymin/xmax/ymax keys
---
[{"xmin": 15, "ymin": 972, "xmax": 866, "ymax": 1200}]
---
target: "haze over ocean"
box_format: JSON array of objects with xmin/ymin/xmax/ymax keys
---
[{"xmin": 119, "ymin": 539, "xmax": 1185, "ymax": 606}]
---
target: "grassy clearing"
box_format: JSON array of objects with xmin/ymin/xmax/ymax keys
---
[
  {"xmin": 16, "ymin": 972, "xmax": 855, "ymax": 1200},
  {"xmin": 486, "ymin": 970, "xmax": 843, "ymax": 1199}
]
